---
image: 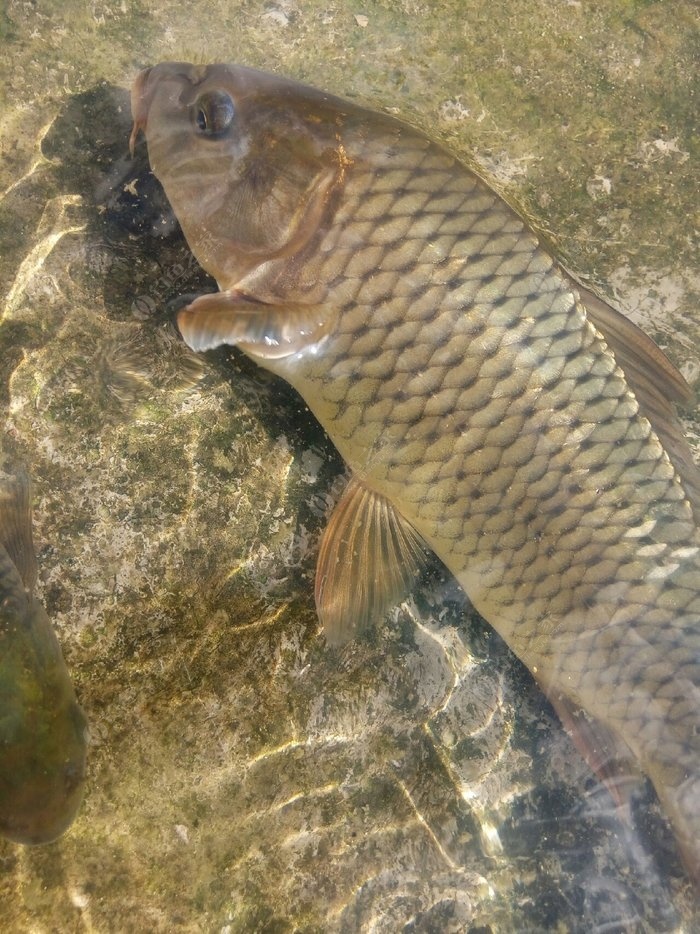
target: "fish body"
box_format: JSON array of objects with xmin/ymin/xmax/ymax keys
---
[
  {"xmin": 131, "ymin": 63, "xmax": 700, "ymax": 886},
  {"xmin": 0, "ymin": 472, "xmax": 87, "ymax": 844}
]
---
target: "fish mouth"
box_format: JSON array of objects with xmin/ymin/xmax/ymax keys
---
[
  {"xmin": 129, "ymin": 66, "xmax": 152, "ymax": 157},
  {"xmin": 129, "ymin": 63, "xmax": 213, "ymax": 157}
]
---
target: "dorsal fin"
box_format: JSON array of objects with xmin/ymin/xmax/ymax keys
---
[
  {"xmin": 569, "ymin": 276, "xmax": 700, "ymax": 520},
  {"xmin": 0, "ymin": 468, "xmax": 37, "ymax": 591}
]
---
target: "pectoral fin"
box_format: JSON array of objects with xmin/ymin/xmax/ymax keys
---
[
  {"xmin": 177, "ymin": 291, "xmax": 332, "ymax": 359},
  {"xmin": 315, "ymin": 476, "xmax": 431, "ymax": 646}
]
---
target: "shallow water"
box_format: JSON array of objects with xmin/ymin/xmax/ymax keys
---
[{"xmin": 1, "ymin": 1, "xmax": 699, "ymax": 930}]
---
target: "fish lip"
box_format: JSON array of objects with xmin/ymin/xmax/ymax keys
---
[
  {"xmin": 129, "ymin": 66, "xmax": 152, "ymax": 157},
  {"xmin": 129, "ymin": 63, "xmax": 213, "ymax": 158}
]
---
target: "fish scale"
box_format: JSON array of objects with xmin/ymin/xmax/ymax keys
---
[
  {"xmin": 275, "ymin": 112, "xmax": 700, "ymax": 871},
  {"xmin": 132, "ymin": 62, "xmax": 700, "ymax": 887}
]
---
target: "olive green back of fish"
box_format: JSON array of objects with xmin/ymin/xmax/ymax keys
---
[
  {"xmin": 0, "ymin": 473, "xmax": 86, "ymax": 845},
  {"xmin": 0, "ymin": 546, "xmax": 87, "ymax": 844}
]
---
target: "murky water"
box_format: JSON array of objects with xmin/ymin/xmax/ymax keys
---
[{"xmin": 1, "ymin": 1, "xmax": 699, "ymax": 930}]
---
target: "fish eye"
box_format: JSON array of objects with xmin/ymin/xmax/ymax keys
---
[{"xmin": 193, "ymin": 90, "xmax": 235, "ymax": 138}]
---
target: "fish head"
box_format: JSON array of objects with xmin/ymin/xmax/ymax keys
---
[
  {"xmin": 130, "ymin": 62, "xmax": 357, "ymax": 290},
  {"xmin": 0, "ymin": 598, "xmax": 88, "ymax": 845},
  {"xmin": 0, "ymin": 700, "xmax": 87, "ymax": 846}
]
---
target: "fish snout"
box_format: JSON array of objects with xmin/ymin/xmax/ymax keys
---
[{"xmin": 129, "ymin": 66, "xmax": 152, "ymax": 157}]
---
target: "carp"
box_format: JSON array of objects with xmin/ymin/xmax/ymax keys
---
[
  {"xmin": 130, "ymin": 62, "xmax": 700, "ymax": 887},
  {"xmin": 0, "ymin": 469, "xmax": 87, "ymax": 844}
]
